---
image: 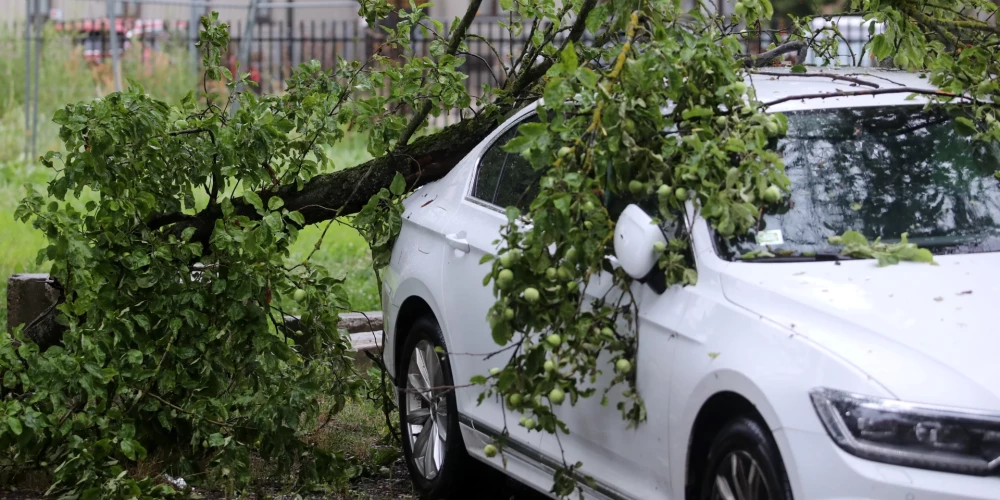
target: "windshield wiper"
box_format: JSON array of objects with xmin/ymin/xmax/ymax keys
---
[{"xmin": 739, "ymin": 252, "xmax": 855, "ymax": 262}]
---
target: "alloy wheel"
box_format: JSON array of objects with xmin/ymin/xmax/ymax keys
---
[
  {"xmin": 405, "ymin": 339, "xmax": 449, "ymax": 480},
  {"xmin": 711, "ymin": 450, "xmax": 773, "ymax": 500}
]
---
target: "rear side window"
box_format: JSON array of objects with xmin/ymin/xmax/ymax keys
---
[{"xmin": 472, "ymin": 115, "xmax": 540, "ymax": 211}]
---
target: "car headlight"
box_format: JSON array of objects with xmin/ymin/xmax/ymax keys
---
[{"xmin": 810, "ymin": 388, "xmax": 1000, "ymax": 476}]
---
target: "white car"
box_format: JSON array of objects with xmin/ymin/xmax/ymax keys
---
[{"xmin": 380, "ymin": 68, "xmax": 1000, "ymax": 500}]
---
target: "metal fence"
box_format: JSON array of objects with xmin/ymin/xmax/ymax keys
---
[
  {"xmin": 1, "ymin": 13, "xmax": 877, "ymax": 161},
  {"xmin": 3, "ymin": 16, "xmax": 878, "ymax": 91}
]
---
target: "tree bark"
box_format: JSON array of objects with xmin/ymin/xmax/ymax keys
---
[{"xmin": 166, "ymin": 104, "xmax": 514, "ymax": 248}]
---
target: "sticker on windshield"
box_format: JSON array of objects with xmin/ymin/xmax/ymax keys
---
[{"xmin": 755, "ymin": 229, "xmax": 784, "ymax": 246}]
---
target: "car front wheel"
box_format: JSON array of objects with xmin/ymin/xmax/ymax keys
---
[
  {"xmin": 699, "ymin": 416, "xmax": 793, "ymax": 500},
  {"xmin": 398, "ymin": 316, "xmax": 469, "ymax": 499}
]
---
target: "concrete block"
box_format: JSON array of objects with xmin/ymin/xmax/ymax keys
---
[{"xmin": 6, "ymin": 274, "xmax": 65, "ymax": 349}]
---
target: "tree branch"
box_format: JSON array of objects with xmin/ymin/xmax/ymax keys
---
[
  {"xmin": 751, "ymin": 70, "xmax": 880, "ymax": 89},
  {"xmin": 396, "ymin": 0, "xmax": 485, "ymax": 148},
  {"xmin": 148, "ymin": 211, "xmax": 197, "ymax": 230},
  {"xmin": 742, "ymin": 40, "xmax": 807, "ymax": 67},
  {"xmin": 760, "ymin": 87, "xmax": 965, "ymax": 109}
]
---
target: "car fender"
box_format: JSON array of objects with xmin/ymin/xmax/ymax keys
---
[
  {"xmin": 667, "ymin": 313, "xmax": 898, "ymax": 499},
  {"xmin": 384, "ymin": 275, "xmax": 449, "ymax": 375}
]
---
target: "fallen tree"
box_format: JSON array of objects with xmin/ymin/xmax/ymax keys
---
[{"xmin": 5, "ymin": 0, "xmax": 1000, "ymax": 498}]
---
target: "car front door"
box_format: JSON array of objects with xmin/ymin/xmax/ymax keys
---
[
  {"xmin": 537, "ymin": 204, "xmax": 692, "ymax": 500},
  {"xmin": 438, "ymin": 110, "xmax": 543, "ymax": 446}
]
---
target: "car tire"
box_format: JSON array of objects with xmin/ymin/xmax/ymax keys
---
[
  {"xmin": 698, "ymin": 416, "xmax": 793, "ymax": 500},
  {"xmin": 397, "ymin": 316, "xmax": 470, "ymax": 500}
]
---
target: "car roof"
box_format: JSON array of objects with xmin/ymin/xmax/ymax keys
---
[
  {"xmin": 513, "ymin": 68, "xmax": 941, "ymax": 124},
  {"xmin": 746, "ymin": 67, "xmax": 939, "ymax": 112}
]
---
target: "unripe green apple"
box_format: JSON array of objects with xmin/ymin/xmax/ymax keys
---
[
  {"xmin": 549, "ymin": 388, "xmax": 566, "ymax": 405},
  {"xmin": 615, "ymin": 359, "xmax": 633, "ymax": 374}
]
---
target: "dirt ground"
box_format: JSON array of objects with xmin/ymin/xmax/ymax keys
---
[{"xmin": 0, "ymin": 458, "xmax": 550, "ymax": 500}]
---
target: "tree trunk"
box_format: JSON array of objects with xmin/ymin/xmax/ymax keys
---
[{"xmin": 170, "ymin": 103, "xmax": 513, "ymax": 248}]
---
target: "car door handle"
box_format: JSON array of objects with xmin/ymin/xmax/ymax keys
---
[{"xmin": 445, "ymin": 233, "xmax": 471, "ymax": 253}]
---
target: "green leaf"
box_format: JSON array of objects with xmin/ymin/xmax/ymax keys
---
[
  {"xmin": 268, "ymin": 196, "xmax": 285, "ymax": 211},
  {"xmin": 790, "ymin": 64, "xmax": 807, "ymax": 74},
  {"xmin": 244, "ymin": 191, "xmax": 264, "ymax": 213},
  {"xmin": 577, "ymin": 68, "xmax": 599, "ymax": 89},
  {"xmin": 125, "ymin": 350, "xmax": 143, "ymax": 364},
  {"xmin": 390, "ymin": 172, "xmax": 407, "ymax": 196},
  {"xmin": 840, "ymin": 230, "xmax": 869, "ymax": 246},
  {"xmin": 682, "ymin": 107, "xmax": 714, "ymax": 120},
  {"xmin": 120, "ymin": 439, "xmax": 146, "ymax": 460},
  {"xmin": 954, "ymin": 116, "xmax": 978, "ymax": 136},
  {"xmin": 560, "ymin": 42, "xmax": 578, "ymax": 71},
  {"xmin": 7, "ymin": 417, "xmax": 22, "ymax": 436},
  {"xmin": 287, "ymin": 210, "xmax": 306, "ymax": 226},
  {"xmin": 208, "ymin": 432, "xmax": 227, "ymax": 447}
]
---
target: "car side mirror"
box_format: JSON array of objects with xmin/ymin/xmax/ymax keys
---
[{"xmin": 614, "ymin": 204, "xmax": 667, "ymax": 280}]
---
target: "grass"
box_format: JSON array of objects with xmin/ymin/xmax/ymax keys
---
[
  {"xmin": 1, "ymin": 28, "xmax": 197, "ymax": 165},
  {"xmin": 0, "ymin": 161, "xmax": 50, "ymax": 333}
]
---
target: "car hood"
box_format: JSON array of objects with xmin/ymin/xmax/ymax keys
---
[{"xmin": 719, "ymin": 252, "xmax": 1000, "ymax": 411}]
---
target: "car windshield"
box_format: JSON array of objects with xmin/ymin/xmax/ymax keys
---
[{"xmin": 717, "ymin": 105, "xmax": 1000, "ymax": 260}]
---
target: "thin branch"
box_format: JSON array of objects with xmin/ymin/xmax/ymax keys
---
[
  {"xmin": 759, "ymin": 87, "xmax": 966, "ymax": 109},
  {"xmin": 508, "ymin": 0, "xmax": 599, "ymax": 97},
  {"xmin": 147, "ymin": 211, "xmax": 197, "ymax": 231},
  {"xmin": 168, "ymin": 128, "xmax": 208, "ymax": 136},
  {"xmin": 146, "ymin": 392, "xmax": 238, "ymax": 428},
  {"xmin": 460, "ymin": 51, "xmax": 501, "ymax": 86},
  {"xmin": 742, "ymin": 40, "xmax": 806, "ymax": 67},
  {"xmin": 509, "ymin": 16, "xmax": 541, "ymax": 77},
  {"xmin": 465, "ymin": 33, "xmax": 509, "ymax": 82},
  {"xmin": 751, "ymin": 70, "xmax": 880, "ymax": 89}
]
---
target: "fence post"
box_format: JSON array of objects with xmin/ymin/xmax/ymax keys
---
[
  {"xmin": 189, "ymin": 0, "xmax": 199, "ymax": 78},
  {"xmin": 108, "ymin": 0, "xmax": 122, "ymax": 92},
  {"xmin": 23, "ymin": 0, "xmax": 32, "ymax": 160}
]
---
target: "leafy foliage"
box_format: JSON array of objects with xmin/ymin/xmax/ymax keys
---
[
  {"xmin": 828, "ymin": 231, "xmax": 937, "ymax": 266},
  {"xmin": 3, "ymin": 14, "xmax": 371, "ymax": 498}
]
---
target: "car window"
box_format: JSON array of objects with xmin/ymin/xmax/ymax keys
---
[
  {"xmin": 493, "ymin": 143, "xmax": 540, "ymax": 210},
  {"xmin": 718, "ymin": 105, "xmax": 1000, "ymax": 259},
  {"xmin": 472, "ymin": 114, "xmax": 540, "ymax": 210}
]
